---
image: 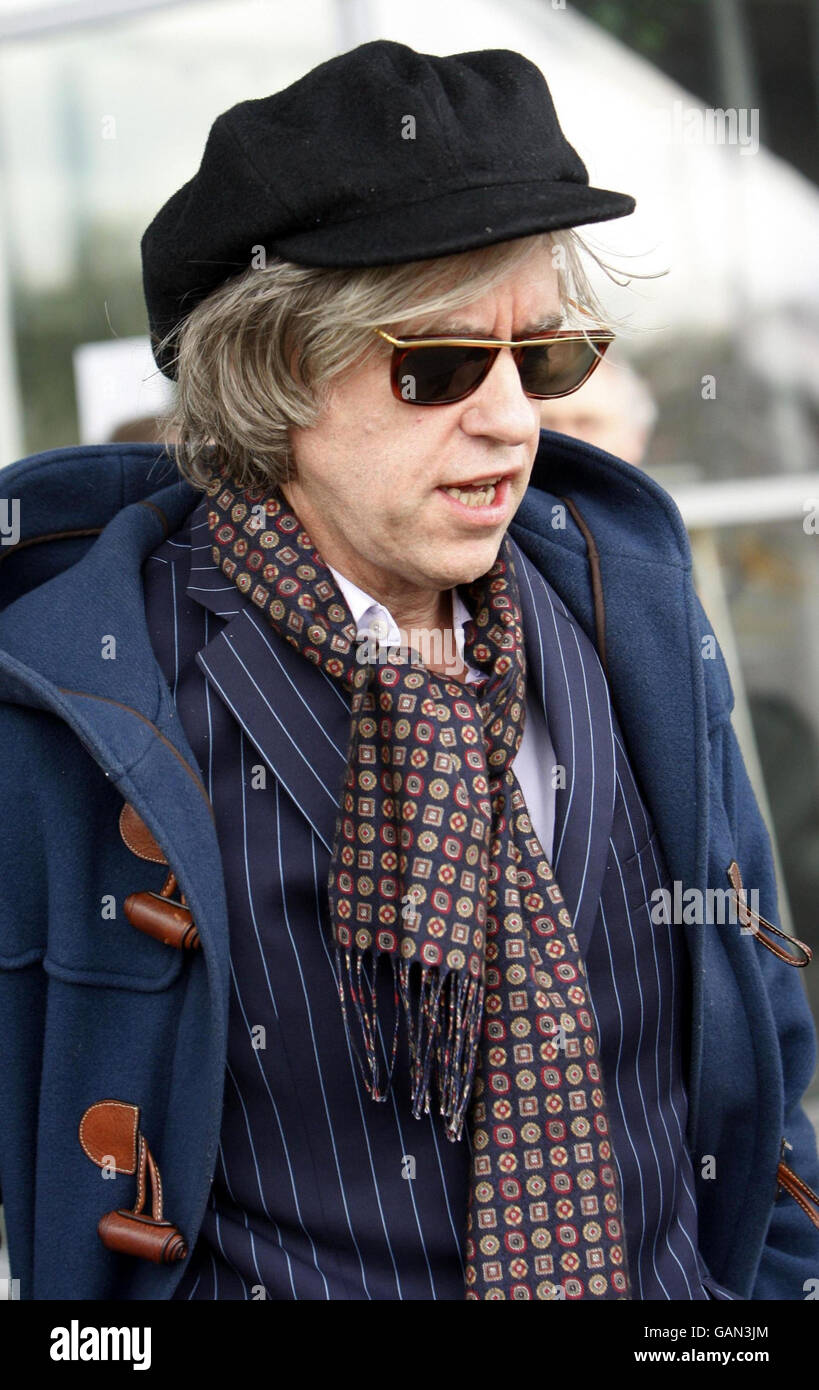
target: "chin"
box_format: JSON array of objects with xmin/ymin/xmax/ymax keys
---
[{"xmin": 432, "ymin": 540, "xmax": 505, "ymax": 589}]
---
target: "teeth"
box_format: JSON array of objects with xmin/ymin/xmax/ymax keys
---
[{"xmin": 443, "ymin": 479, "xmax": 499, "ymax": 507}]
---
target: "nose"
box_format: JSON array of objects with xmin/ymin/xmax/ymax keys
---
[{"xmin": 458, "ymin": 347, "xmax": 538, "ymax": 446}]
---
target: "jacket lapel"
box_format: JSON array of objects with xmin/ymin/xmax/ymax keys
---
[
  {"xmin": 512, "ymin": 540, "xmax": 616, "ymax": 958},
  {"xmin": 185, "ymin": 496, "xmax": 351, "ymax": 853}
]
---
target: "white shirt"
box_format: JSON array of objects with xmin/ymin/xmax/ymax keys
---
[{"xmin": 328, "ymin": 565, "xmax": 557, "ymax": 861}]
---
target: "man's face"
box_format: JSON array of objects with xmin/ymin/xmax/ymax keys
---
[{"xmin": 285, "ymin": 241, "xmax": 560, "ymax": 604}]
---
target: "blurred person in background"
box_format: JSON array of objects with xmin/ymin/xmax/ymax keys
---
[
  {"xmin": 0, "ymin": 41, "xmax": 817, "ymax": 1307},
  {"xmin": 539, "ymin": 354, "xmax": 657, "ymax": 466}
]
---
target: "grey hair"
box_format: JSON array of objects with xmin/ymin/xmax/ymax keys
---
[{"xmin": 156, "ymin": 228, "xmax": 645, "ymax": 494}]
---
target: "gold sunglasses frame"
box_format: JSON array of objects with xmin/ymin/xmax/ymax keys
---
[{"xmin": 373, "ymin": 326, "xmax": 616, "ymax": 405}]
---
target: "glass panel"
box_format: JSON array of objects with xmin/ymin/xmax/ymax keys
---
[{"xmin": 0, "ymin": 0, "xmax": 339, "ymax": 452}]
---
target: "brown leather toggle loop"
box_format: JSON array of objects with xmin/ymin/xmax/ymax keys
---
[
  {"xmin": 119, "ymin": 803, "xmax": 167, "ymax": 864},
  {"xmin": 79, "ymin": 1098, "xmax": 140, "ymax": 1173},
  {"xmin": 119, "ymin": 802, "xmax": 200, "ymax": 950},
  {"xmin": 79, "ymin": 1101, "xmax": 188, "ymax": 1264},
  {"xmin": 777, "ymin": 1156, "xmax": 819, "ymax": 1232},
  {"xmin": 726, "ymin": 860, "xmax": 812, "ymax": 967}
]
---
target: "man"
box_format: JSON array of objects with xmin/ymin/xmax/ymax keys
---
[{"xmin": 0, "ymin": 40, "xmax": 817, "ymax": 1303}]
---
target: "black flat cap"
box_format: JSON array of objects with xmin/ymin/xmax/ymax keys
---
[{"xmin": 142, "ymin": 39, "xmax": 635, "ymax": 377}]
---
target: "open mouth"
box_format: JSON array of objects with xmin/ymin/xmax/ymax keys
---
[
  {"xmin": 442, "ymin": 478, "xmax": 499, "ymax": 507},
  {"xmin": 437, "ymin": 474, "xmax": 512, "ymax": 516}
]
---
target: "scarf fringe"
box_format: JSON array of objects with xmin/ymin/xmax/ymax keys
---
[{"xmin": 335, "ymin": 946, "xmax": 485, "ymax": 1143}]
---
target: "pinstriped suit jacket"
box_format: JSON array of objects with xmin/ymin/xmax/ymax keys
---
[{"xmin": 143, "ymin": 492, "xmax": 738, "ymax": 1300}]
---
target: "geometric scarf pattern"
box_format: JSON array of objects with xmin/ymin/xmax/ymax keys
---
[{"xmin": 206, "ymin": 476, "xmax": 630, "ymax": 1300}]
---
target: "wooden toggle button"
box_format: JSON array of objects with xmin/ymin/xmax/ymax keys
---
[
  {"xmin": 97, "ymin": 1210, "xmax": 188, "ymax": 1264},
  {"xmin": 123, "ymin": 892, "xmax": 200, "ymax": 950},
  {"xmin": 119, "ymin": 802, "xmax": 201, "ymax": 950}
]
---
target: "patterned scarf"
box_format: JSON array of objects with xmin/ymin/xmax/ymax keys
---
[{"xmin": 207, "ymin": 476, "xmax": 630, "ymax": 1300}]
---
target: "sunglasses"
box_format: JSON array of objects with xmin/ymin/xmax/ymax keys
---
[{"xmin": 374, "ymin": 324, "xmax": 615, "ymax": 407}]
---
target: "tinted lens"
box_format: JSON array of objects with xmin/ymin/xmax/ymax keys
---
[
  {"xmin": 518, "ymin": 339, "xmax": 604, "ymax": 398},
  {"xmin": 397, "ymin": 346, "xmax": 493, "ymax": 404}
]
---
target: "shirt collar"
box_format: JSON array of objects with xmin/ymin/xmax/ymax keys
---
[{"xmin": 327, "ymin": 565, "xmax": 479, "ymax": 681}]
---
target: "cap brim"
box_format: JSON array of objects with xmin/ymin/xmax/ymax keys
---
[{"xmin": 266, "ymin": 179, "xmax": 635, "ymax": 268}]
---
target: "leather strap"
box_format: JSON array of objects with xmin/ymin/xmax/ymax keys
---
[
  {"xmin": 727, "ymin": 860, "xmax": 812, "ymax": 967},
  {"xmin": 559, "ymin": 495, "xmax": 608, "ymax": 679},
  {"xmin": 777, "ymin": 1159, "xmax": 819, "ymax": 1231}
]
